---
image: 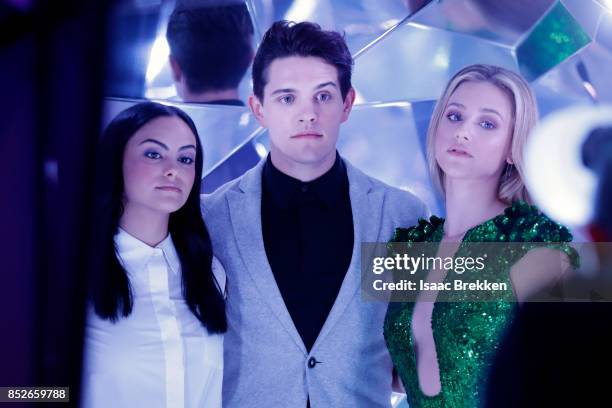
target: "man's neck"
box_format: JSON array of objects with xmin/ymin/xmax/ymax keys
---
[
  {"xmin": 179, "ymin": 88, "xmax": 240, "ymax": 104},
  {"xmin": 269, "ymin": 150, "xmax": 337, "ymax": 182}
]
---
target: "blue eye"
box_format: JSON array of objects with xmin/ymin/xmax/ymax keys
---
[
  {"xmin": 317, "ymin": 92, "xmax": 331, "ymax": 103},
  {"xmin": 480, "ymin": 121, "xmax": 496, "ymax": 130},
  {"xmin": 279, "ymin": 95, "xmax": 294, "ymax": 104},
  {"xmin": 179, "ymin": 156, "xmax": 194, "ymax": 165},
  {"xmin": 447, "ymin": 112, "xmax": 461, "ymax": 122},
  {"xmin": 145, "ymin": 151, "xmax": 161, "ymax": 159}
]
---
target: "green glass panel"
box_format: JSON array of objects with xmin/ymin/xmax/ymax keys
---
[{"xmin": 517, "ymin": 2, "xmax": 591, "ymax": 81}]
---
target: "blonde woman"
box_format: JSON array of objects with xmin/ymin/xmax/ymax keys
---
[{"xmin": 383, "ymin": 64, "xmax": 578, "ymax": 407}]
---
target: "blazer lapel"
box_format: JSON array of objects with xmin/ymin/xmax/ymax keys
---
[
  {"xmin": 313, "ymin": 160, "xmax": 385, "ymax": 349},
  {"xmin": 227, "ymin": 162, "xmax": 307, "ymax": 354}
]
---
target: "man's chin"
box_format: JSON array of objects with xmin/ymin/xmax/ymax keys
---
[
  {"xmin": 270, "ymin": 143, "xmax": 336, "ymax": 164},
  {"xmin": 290, "ymin": 149, "xmax": 336, "ymax": 165}
]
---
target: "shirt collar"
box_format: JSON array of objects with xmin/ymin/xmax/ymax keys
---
[
  {"xmin": 262, "ymin": 152, "xmax": 347, "ymax": 210},
  {"xmin": 114, "ymin": 228, "xmax": 180, "ymax": 275}
]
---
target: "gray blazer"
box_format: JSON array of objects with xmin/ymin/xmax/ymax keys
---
[{"xmin": 201, "ymin": 157, "xmax": 427, "ymax": 408}]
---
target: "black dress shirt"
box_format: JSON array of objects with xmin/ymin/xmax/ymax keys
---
[{"xmin": 261, "ymin": 153, "xmax": 354, "ymax": 352}]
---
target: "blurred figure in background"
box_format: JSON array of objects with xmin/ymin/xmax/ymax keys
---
[
  {"xmin": 167, "ymin": 0, "xmax": 254, "ymax": 105},
  {"xmin": 167, "ymin": 0, "xmax": 261, "ymax": 193},
  {"xmin": 485, "ymin": 125, "xmax": 612, "ymax": 408}
]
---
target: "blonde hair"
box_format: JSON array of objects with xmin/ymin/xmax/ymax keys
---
[{"xmin": 426, "ymin": 64, "xmax": 538, "ymax": 204}]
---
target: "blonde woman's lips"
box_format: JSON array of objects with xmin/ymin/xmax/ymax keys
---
[{"xmin": 447, "ymin": 147, "xmax": 473, "ymax": 157}]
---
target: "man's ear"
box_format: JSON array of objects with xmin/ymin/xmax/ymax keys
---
[
  {"xmin": 169, "ymin": 55, "xmax": 182, "ymax": 82},
  {"xmin": 341, "ymin": 88, "xmax": 356, "ymax": 123},
  {"xmin": 248, "ymin": 94, "xmax": 267, "ymax": 127}
]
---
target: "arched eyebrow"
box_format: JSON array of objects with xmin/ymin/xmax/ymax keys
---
[
  {"xmin": 138, "ymin": 139, "xmax": 196, "ymax": 151},
  {"xmin": 315, "ymin": 81, "xmax": 337, "ymax": 90},
  {"xmin": 480, "ymin": 108, "xmax": 503, "ymax": 120},
  {"xmin": 270, "ymin": 88, "xmax": 295, "ymax": 96},
  {"xmin": 446, "ymin": 103, "xmax": 504, "ymax": 120},
  {"xmin": 447, "ymin": 102, "xmax": 465, "ymax": 109}
]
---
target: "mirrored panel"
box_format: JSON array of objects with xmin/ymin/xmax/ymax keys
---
[
  {"xmin": 561, "ymin": 0, "xmax": 605, "ymax": 38},
  {"xmin": 248, "ymin": 0, "xmax": 433, "ymax": 54},
  {"xmin": 103, "ymin": 97, "xmax": 263, "ymax": 186},
  {"xmin": 105, "ymin": 0, "xmax": 257, "ymax": 104},
  {"xmin": 412, "ymin": 0, "xmax": 555, "ymax": 45},
  {"xmin": 105, "ymin": 0, "xmax": 165, "ymax": 99},
  {"xmin": 102, "ymin": 0, "xmax": 612, "ymax": 201},
  {"xmin": 516, "ymin": 1, "xmax": 590, "ymax": 81},
  {"xmin": 351, "ymin": 0, "xmax": 593, "ymax": 103},
  {"xmin": 338, "ymin": 100, "xmax": 442, "ymax": 215},
  {"xmin": 352, "ymin": 21, "xmax": 519, "ymax": 102},
  {"xmin": 532, "ymin": 42, "xmax": 612, "ymax": 115},
  {"xmin": 595, "ymin": 5, "xmax": 612, "ymax": 52}
]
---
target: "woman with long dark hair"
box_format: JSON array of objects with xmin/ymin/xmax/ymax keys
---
[{"xmin": 81, "ymin": 102, "xmax": 226, "ymax": 408}]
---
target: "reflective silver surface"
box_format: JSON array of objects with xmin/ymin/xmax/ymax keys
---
[
  {"xmin": 562, "ymin": 0, "xmax": 604, "ymax": 38},
  {"xmin": 338, "ymin": 100, "xmax": 442, "ymax": 215},
  {"xmin": 352, "ymin": 19, "xmax": 519, "ymax": 102},
  {"xmin": 102, "ymin": 4, "xmax": 612, "ymax": 404},
  {"xmin": 104, "ymin": 0, "xmax": 612, "ymax": 222},
  {"xmin": 102, "ymin": 98, "xmax": 260, "ymax": 175},
  {"xmin": 247, "ymin": 0, "xmax": 433, "ymax": 54},
  {"xmin": 143, "ymin": 0, "xmax": 257, "ymax": 101},
  {"xmin": 412, "ymin": 0, "xmax": 555, "ymax": 45}
]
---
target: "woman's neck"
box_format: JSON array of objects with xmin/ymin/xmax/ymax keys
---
[
  {"xmin": 119, "ymin": 203, "xmax": 169, "ymax": 247},
  {"xmin": 443, "ymin": 178, "xmax": 507, "ymax": 239}
]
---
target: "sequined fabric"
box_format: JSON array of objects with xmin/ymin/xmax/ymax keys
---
[{"xmin": 383, "ymin": 201, "xmax": 578, "ymax": 407}]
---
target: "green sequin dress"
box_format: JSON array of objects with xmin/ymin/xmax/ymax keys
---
[{"xmin": 383, "ymin": 201, "xmax": 578, "ymax": 408}]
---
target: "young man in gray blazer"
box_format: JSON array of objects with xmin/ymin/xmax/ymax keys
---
[{"xmin": 201, "ymin": 20, "xmax": 427, "ymax": 407}]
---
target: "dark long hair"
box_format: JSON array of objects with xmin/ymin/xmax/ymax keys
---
[{"xmin": 90, "ymin": 101, "xmax": 226, "ymax": 333}]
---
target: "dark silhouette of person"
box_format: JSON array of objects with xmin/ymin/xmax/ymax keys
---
[
  {"xmin": 167, "ymin": 0, "xmax": 254, "ymax": 105},
  {"xmin": 167, "ymin": 0, "xmax": 261, "ymax": 193},
  {"xmin": 485, "ymin": 126, "xmax": 612, "ymax": 408}
]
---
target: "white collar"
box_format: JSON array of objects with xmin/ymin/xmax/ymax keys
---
[{"xmin": 114, "ymin": 227, "xmax": 180, "ymax": 275}]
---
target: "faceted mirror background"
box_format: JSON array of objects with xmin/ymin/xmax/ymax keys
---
[
  {"xmin": 102, "ymin": 0, "xmax": 612, "ymax": 405},
  {"xmin": 103, "ymin": 0, "xmax": 612, "ymax": 218}
]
